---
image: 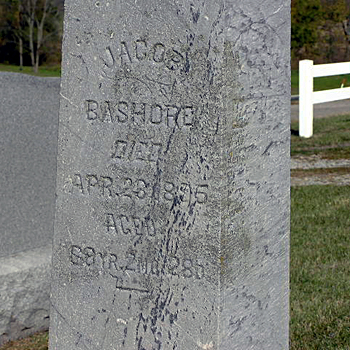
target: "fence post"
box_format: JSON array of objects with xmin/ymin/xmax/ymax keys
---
[{"xmin": 299, "ymin": 60, "xmax": 314, "ymax": 138}]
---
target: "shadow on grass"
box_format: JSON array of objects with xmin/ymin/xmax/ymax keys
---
[{"xmin": 291, "ymin": 129, "xmax": 299, "ymax": 136}]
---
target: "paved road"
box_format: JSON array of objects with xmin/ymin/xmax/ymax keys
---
[{"xmin": 291, "ymin": 99, "xmax": 350, "ymax": 121}]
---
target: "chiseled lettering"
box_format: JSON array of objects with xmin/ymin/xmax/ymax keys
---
[
  {"xmin": 116, "ymin": 101, "xmax": 128, "ymax": 122},
  {"xmin": 84, "ymin": 100, "xmax": 195, "ymax": 129},
  {"xmin": 153, "ymin": 43, "xmax": 165, "ymax": 63},
  {"xmin": 135, "ymin": 39, "xmax": 147, "ymax": 60},
  {"xmin": 165, "ymin": 49, "xmax": 184, "ymax": 70},
  {"xmin": 102, "ymin": 39, "xmax": 185, "ymax": 71},
  {"xmin": 134, "ymin": 141, "xmax": 148, "ymax": 161},
  {"xmin": 104, "ymin": 214, "xmax": 156, "ymax": 237},
  {"xmin": 120, "ymin": 41, "xmax": 132, "ymax": 64},
  {"xmin": 111, "ymin": 138, "xmax": 163, "ymax": 163},
  {"xmin": 70, "ymin": 244, "xmax": 205, "ymax": 280},
  {"xmin": 86, "ymin": 100, "xmax": 98, "ymax": 120},
  {"xmin": 105, "ymin": 213, "xmax": 117, "ymax": 232},
  {"xmin": 131, "ymin": 103, "xmax": 146, "ymax": 124},
  {"xmin": 86, "ymin": 174, "xmax": 99, "ymax": 195},
  {"xmin": 165, "ymin": 105, "xmax": 181, "ymax": 128},
  {"xmin": 184, "ymin": 106, "xmax": 195, "ymax": 125},
  {"xmin": 72, "ymin": 174, "xmax": 84, "ymax": 194},
  {"xmin": 101, "ymin": 101, "xmax": 114, "ymax": 122},
  {"xmin": 102, "ymin": 46, "xmax": 115, "ymax": 69},
  {"xmin": 100, "ymin": 176, "xmax": 113, "ymax": 196},
  {"xmin": 68, "ymin": 174, "xmax": 209, "ymax": 205},
  {"xmin": 112, "ymin": 140, "xmax": 128, "ymax": 159},
  {"xmin": 150, "ymin": 104, "xmax": 163, "ymax": 124},
  {"xmin": 149, "ymin": 142, "xmax": 162, "ymax": 162},
  {"xmin": 120, "ymin": 215, "xmax": 133, "ymax": 235}
]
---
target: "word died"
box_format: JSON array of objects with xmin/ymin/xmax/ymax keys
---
[{"xmin": 111, "ymin": 138, "xmax": 162, "ymax": 163}]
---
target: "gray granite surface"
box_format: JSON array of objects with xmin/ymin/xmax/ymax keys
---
[
  {"xmin": 50, "ymin": 1, "xmax": 290, "ymax": 349},
  {"xmin": 0, "ymin": 72, "xmax": 60, "ymax": 257},
  {"xmin": 0, "ymin": 245, "xmax": 51, "ymax": 345}
]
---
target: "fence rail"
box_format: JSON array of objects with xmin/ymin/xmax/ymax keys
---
[{"xmin": 299, "ymin": 60, "xmax": 350, "ymax": 138}]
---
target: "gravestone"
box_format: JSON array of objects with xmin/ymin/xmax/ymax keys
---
[
  {"xmin": 0, "ymin": 72, "xmax": 59, "ymax": 258},
  {"xmin": 0, "ymin": 72, "xmax": 60, "ymax": 345},
  {"xmin": 50, "ymin": 1, "xmax": 290, "ymax": 349}
]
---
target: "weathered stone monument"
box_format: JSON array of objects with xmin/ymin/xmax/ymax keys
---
[
  {"xmin": 50, "ymin": 1, "xmax": 290, "ymax": 349},
  {"xmin": 0, "ymin": 72, "xmax": 59, "ymax": 345}
]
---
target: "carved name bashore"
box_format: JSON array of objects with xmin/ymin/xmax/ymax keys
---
[
  {"xmin": 86, "ymin": 100, "xmax": 196, "ymax": 129},
  {"xmin": 50, "ymin": 1, "xmax": 289, "ymax": 349}
]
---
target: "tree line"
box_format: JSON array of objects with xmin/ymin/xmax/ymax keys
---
[
  {"xmin": 1, "ymin": 0, "xmax": 350, "ymax": 72},
  {"xmin": 292, "ymin": 0, "xmax": 350, "ymax": 67},
  {"xmin": 0, "ymin": 0, "xmax": 63, "ymax": 72}
]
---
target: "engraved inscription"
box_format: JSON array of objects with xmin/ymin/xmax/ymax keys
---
[
  {"xmin": 111, "ymin": 138, "xmax": 162, "ymax": 163},
  {"xmin": 70, "ymin": 245, "xmax": 205, "ymax": 280},
  {"xmin": 161, "ymin": 182, "xmax": 208, "ymax": 204},
  {"xmin": 101, "ymin": 39, "xmax": 185, "ymax": 71},
  {"xmin": 104, "ymin": 214, "xmax": 156, "ymax": 237},
  {"xmin": 67, "ymin": 173, "xmax": 209, "ymax": 205},
  {"xmin": 85, "ymin": 100, "xmax": 195, "ymax": 129}
]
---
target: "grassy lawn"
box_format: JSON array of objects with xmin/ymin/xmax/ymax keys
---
[
  {"xmin": 291, "ymin": 114, "xmax": 350, "ymax": 159},
  {"xmin": 0, "ymin": 332, "xmax": 48, "ymax": 350},
  {"xmin": 291, "ymin": 69, "xmax": 350, "ymax": 96},
  {"xmin": 290, "ymin": 186, "xmax": 350, "ymax": 350},
  {"xmin": 0, "ymin": 64, "xmax": 60, "ymax": 77}
]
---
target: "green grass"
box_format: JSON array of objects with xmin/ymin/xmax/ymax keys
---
[
  {"xmin": 290, "ymin": 186, "xmax": 350, "ymax": 350},
  {"xmin": 291, "ymin": 69, "xmax": 350, "ymax": 96},
  {"xmin": 0, "ymin": 64, "xmax": 60, "ymax": 77},
  {"xmin": 0, "ymin": 331, "xmax": 48, "ymax": 350},
  {"xmin": 292, "ymin": 167, "xmax": 350, "ymax": 178},
  {"xmin": 291, "ymin": 114, "xmax": 350, "ymax": 159}
]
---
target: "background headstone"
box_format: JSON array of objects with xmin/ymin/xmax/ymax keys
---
[
  {"xmin": 0, "ymin": 72, "xmax": 59, "ymax": 257},
  {"xmin": 0, "ymin": 72, "xmax": 59, "ymax": 345},
  {"xmin": 50, "ymin": 1, "xmax": 290, "ymax": 349}
]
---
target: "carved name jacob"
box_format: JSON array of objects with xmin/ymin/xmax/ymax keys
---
[{"xmin": 101, "ymin": 39, "xmax": 185, "ymax": 71}]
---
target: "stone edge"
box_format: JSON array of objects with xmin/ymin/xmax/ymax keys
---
[{"xmin": 0, "ymin": 245, "xmax": 52, "ymax": 346}]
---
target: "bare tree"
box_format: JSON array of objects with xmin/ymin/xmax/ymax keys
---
[
  {"xmin": 15, "ymin": 0, "xmax": 24, "ymax": 69},
  {"xmin": 0, "ymin": 0, "xmax": 26, "ymax": 69},
  {"xmin": 342, "ymin": 17, "xmax": 350, "ymax": 60},
  {"xmin": 22, "ymin": 0, "xmax": 59, "ymax": 72}
]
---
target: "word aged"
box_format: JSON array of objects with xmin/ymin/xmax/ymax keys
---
[
  {"xmin": 68, "ymin": 173, "xmax": 209, "ymax": 204},
  {"xmin": 70, "ymin": 245, "xmax": 205, "ymax": 280},
  {"xmin": 85, "ymin": 100, "xmax": 196, "ymax": 130},
  {"xmin": 104, "ymin": 214, "xmax": 156, "ymax": 237}
]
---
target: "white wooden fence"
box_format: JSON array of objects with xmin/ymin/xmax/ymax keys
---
[{"xmin": 299, "ymin": 60, "xmax": 350, "ymax": 138}]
